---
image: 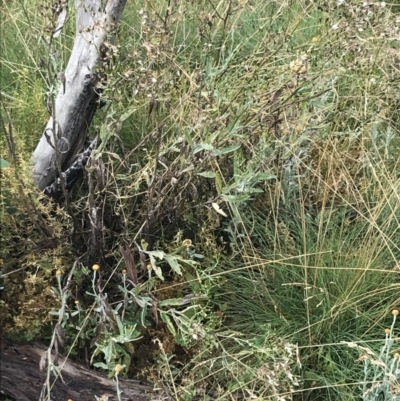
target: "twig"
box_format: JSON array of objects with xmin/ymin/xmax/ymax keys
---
[{"xmin": 40, "ymin": 259, "xmax": 80, "ymax": 401}]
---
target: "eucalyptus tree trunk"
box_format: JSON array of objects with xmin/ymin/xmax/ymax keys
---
[{"xmin": 32, "ymin": 0, "xmax": 127, "ymax": 193}]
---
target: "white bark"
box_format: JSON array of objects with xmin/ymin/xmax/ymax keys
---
[{"xmin": 33, "ymin": 0, "xmax": 127, "ymax": 190}]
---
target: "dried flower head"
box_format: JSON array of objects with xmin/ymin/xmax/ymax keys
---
[
  {"xmin": 122, "ymin": 269, "xmax": 127, "ymax": 275},
  {"xmin": 182, "ymin": 239, "xmax": 192, "ymax": 246},
  {"xmin": 56, "ymin": 269, "xmax": 62, "ymax": 276},
  {"xmin": 92, "ymin": 264, "xmax": 100, "ymax": 271},
  {"xmin": 115, "ymin": 364, "xmax": 123, "ymax": 373},
  {"xmin": 392, "ymin": 309, "xmax": 399, "ymax": 316},
  {"xmin": 385, "ymin": 328, "xmax": 391, "ymax": 334}
]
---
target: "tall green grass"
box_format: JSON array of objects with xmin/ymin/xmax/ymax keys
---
[{"xmin": 2, "ymin": 0, "xmax": 400, "ymax": 400}]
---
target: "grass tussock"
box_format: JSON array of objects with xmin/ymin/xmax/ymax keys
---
[{"xmin": 2, "ymin": 0, "xmax": 400, "ymax": 400}]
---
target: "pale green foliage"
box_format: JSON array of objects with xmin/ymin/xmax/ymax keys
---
[
  {"xmin": 2, "ymin": 0, "xmax": 400, "ymax": 400},
  {"xmin": 345, "ymin": 312, "xmax": 400, "ymax": 401}
]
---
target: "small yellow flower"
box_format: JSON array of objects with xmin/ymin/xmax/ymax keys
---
[
  {"xmin": 295, "ymin": 125, "xmax": 302, "ymax": 133},
  {"xmin": 146, "ymin": 264, "xmax": 152, "ymax": 270},
  {"xmin": 56, "ymin": 269, "xmax": 62, "ymax": 276},
  {"xmin": 0, "ymin": 258, "xmax": 3, "ymax": 265},
  {"xmin": 122, "ymin": 269, "xmax": 127, "ymax": 275},
  {"xmin": 392, "ymin": 309, "xmax": 399, "ymax": 316},
  {"xmin": 74, "ymin": 300, "xmax": 80, "ymax": 305},
  {"xmin": 92, "ymin": 264, "xmax": 100, "ymax": 271},
  {"xmin": 394, "ymin": 353, "xmax": 400, "ymax": 358},
  {"xmin": 115, "ymin": 364, "xmax": 123, "ymax": 373},
  {"xmin": 182, "ymin": 239, "xmax": 192, "ymax": 247},
  {"xmin": 385, "ymin": 328, "xmax": 391, "ymax": 334}
]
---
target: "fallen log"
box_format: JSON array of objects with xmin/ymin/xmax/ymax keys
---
[{"xmin": 0, "ymin": 337, "xmax": 157, "ymax": 401}]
